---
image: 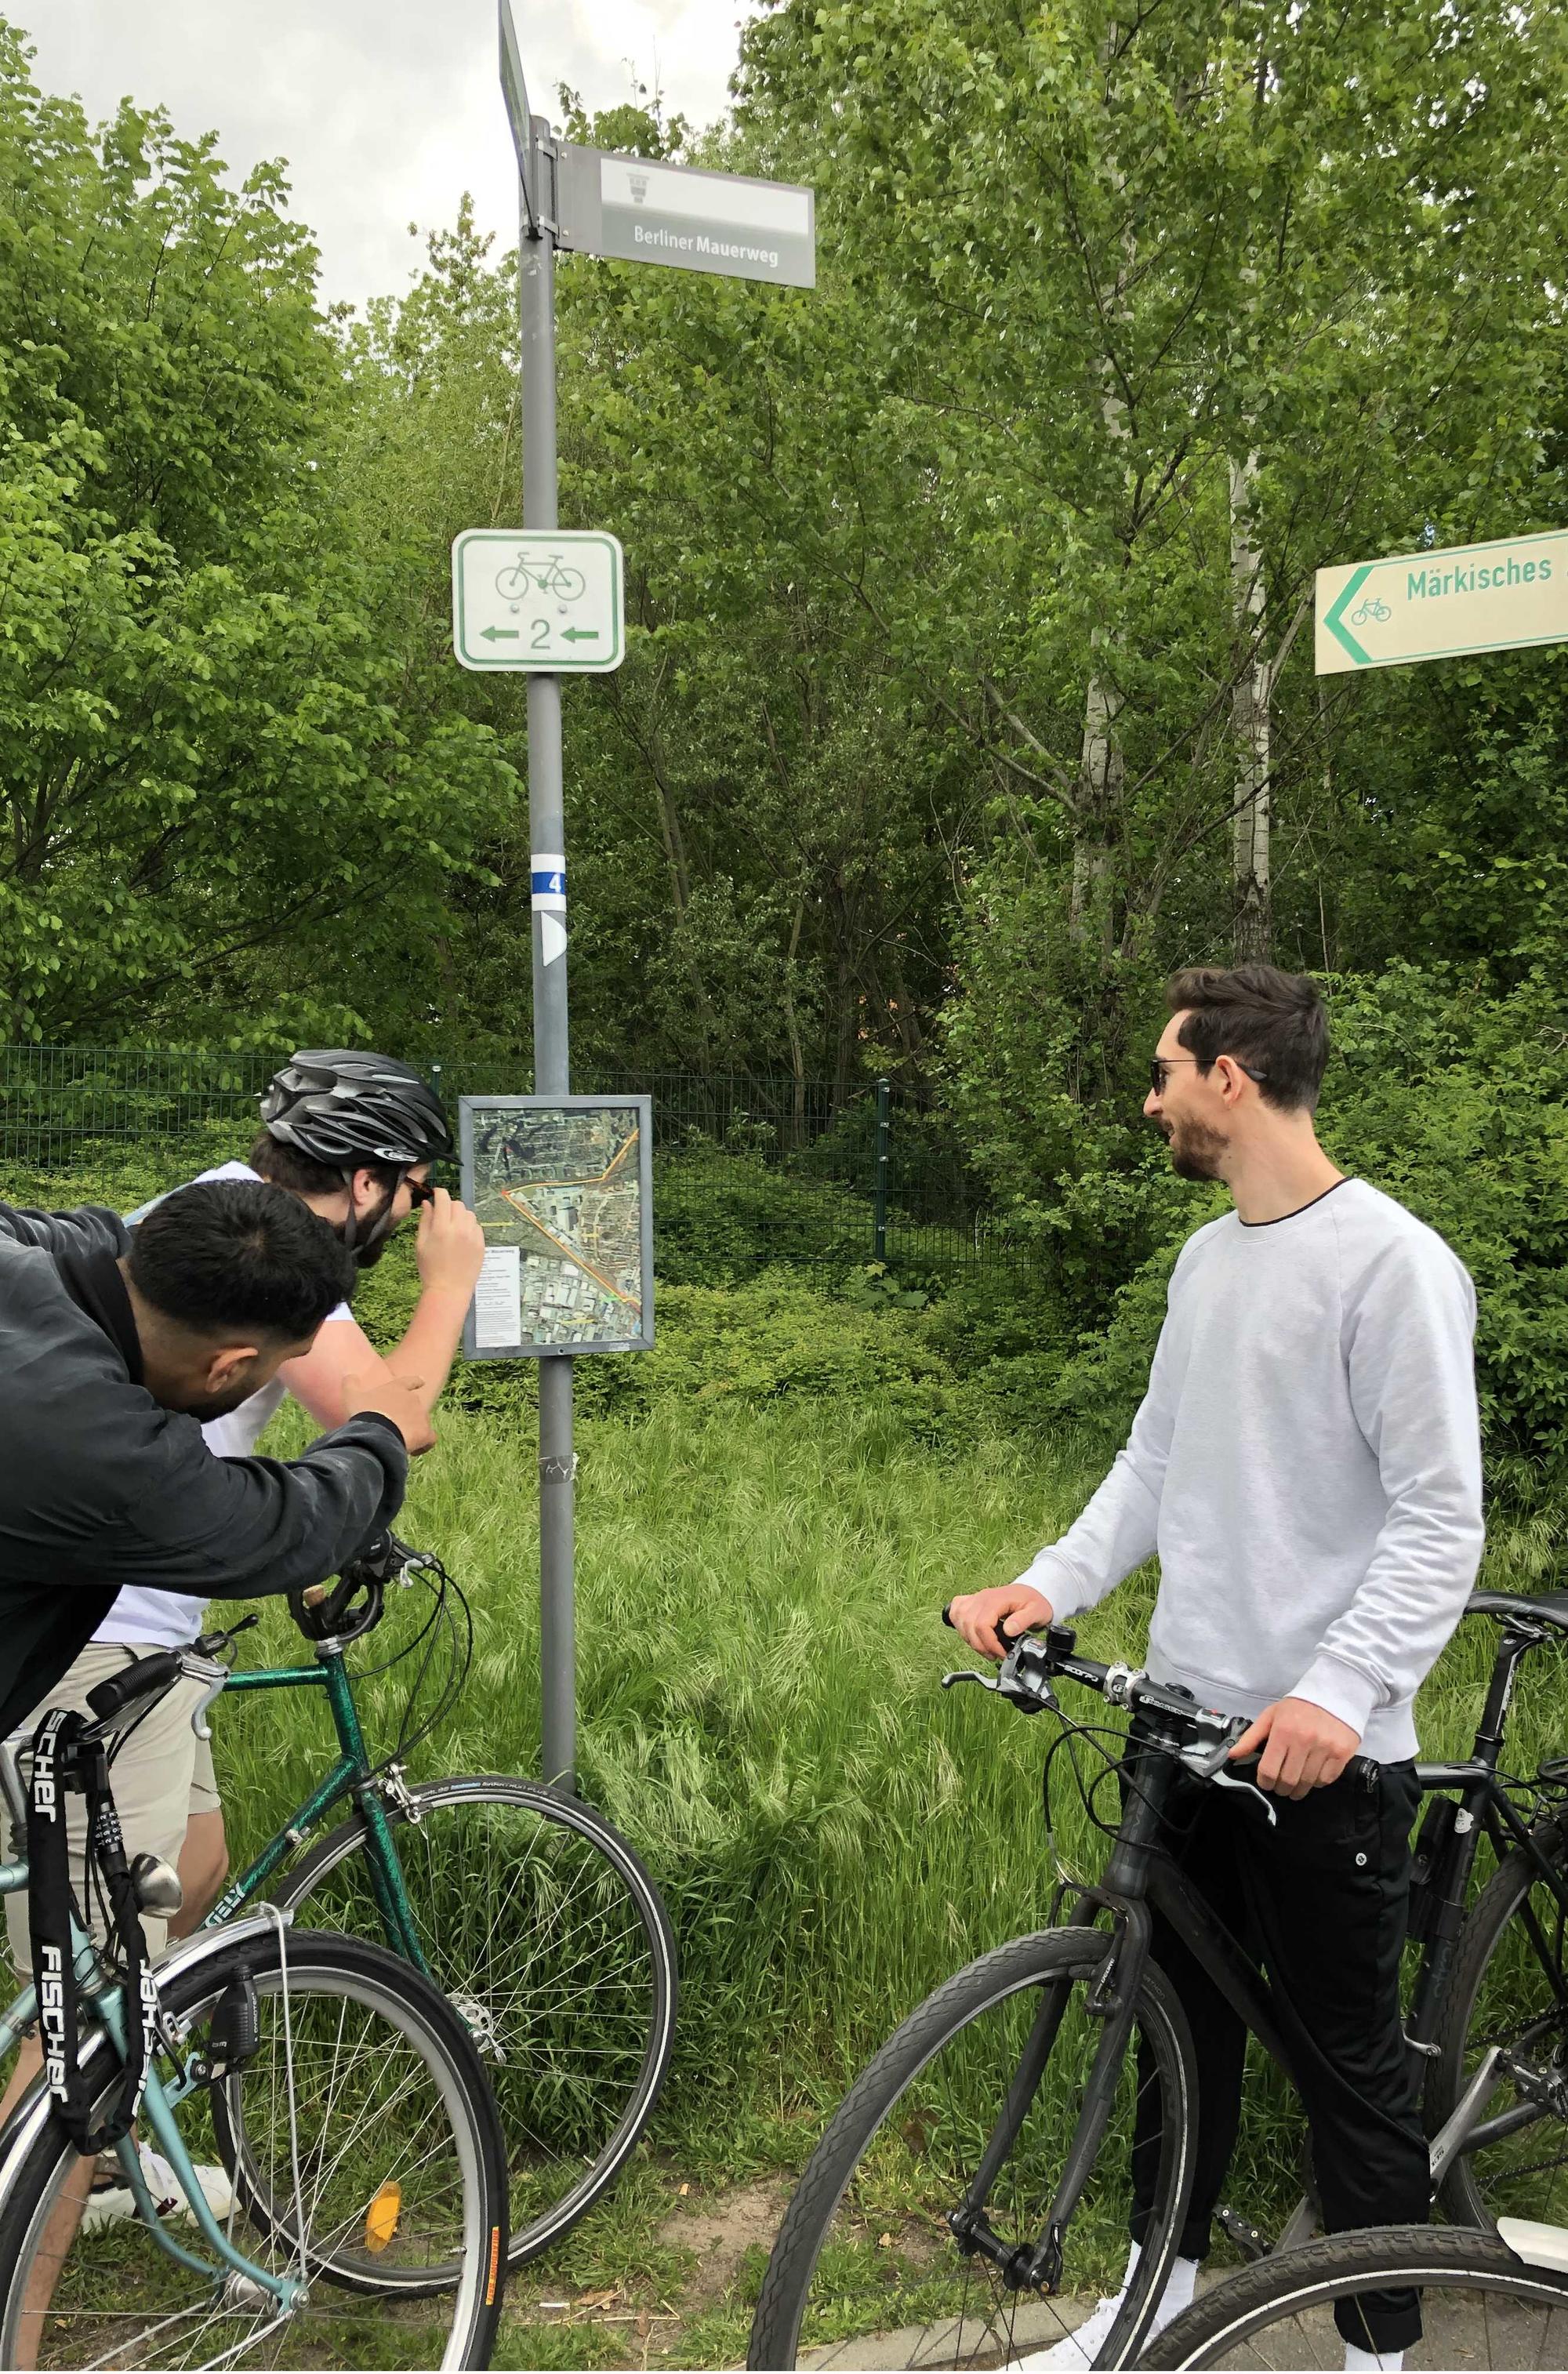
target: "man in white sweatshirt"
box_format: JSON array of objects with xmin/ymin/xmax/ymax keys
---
[{"xmin": 949, "ymin": 964, "xmax": 1483, "ymax": 2374}]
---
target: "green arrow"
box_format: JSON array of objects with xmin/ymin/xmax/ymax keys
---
[
  {"xmin": 480, "ymin": 625, "xmax": 520, "ymax": 642},
  {"xmin": 1323, "ymin": 566, "xmax": 1374, "ymax": 666},
  {"xmin": 561, "ymin": 626, "xmax": 601, "ymax": 643}
]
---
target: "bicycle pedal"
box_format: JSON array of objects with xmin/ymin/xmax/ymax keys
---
[{"xmin": 1214, "ymin": 2203, "xmax": 1270, "ymax": 2261}]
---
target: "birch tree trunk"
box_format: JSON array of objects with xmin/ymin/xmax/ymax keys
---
[{"xmin": 1229, "ymin": 452, "xmax": 1271, "ymax": 960}]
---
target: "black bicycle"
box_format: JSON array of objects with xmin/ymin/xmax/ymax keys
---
[{"xmin": 748, "ymin": 1589, "xmax": 1568, "ymax": 2372}]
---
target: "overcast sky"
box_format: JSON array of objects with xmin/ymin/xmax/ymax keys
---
[{"xmin": 11, "ymin": 0, "xmax": 754, "ymax": 313}]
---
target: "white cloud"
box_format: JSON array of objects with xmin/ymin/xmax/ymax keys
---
[{"xmin": 10, "ymin": 0, "xmax": 755, "ymax": 311}]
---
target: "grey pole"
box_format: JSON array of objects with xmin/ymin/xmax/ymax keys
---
[{"xmin": 519, "ymin": 162, "xmax": 576, "ymax": 1793}]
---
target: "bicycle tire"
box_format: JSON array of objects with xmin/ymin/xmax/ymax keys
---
[
  {"xmin": 1426, "ymin": 1810, "xmax": 1568, "ymax": 2227},
  {"xmin": 748, "ymin": 1927, "xmax": 1195, "ymax": 2372},
  {"xmin": 1143, "ymin": 2222, "xmax": 1568, "ymax": 2367},
  {"xmin": 0, "ymin": 1924, "xmax": 506, "ymax": 2370},
  {"xmin": 272, "ymin": 1773, "xmax": 677, "ymax": 2266}
]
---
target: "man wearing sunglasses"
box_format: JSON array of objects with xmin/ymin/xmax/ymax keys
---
[
  {"xmin": 949, "ymin": 964, "xmax": 1483, "ymax": 2374},
  {"xmin": 3, "ymin": 1051, "xmax": 484, "ymax": 2227}
]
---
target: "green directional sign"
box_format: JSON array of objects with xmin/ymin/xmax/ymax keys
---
[
  {"xmin": 452, "ymin": 528, "xmax": 624, "ymax": 673},
  {"xmin": 1316, "ymin": 528, "xmax": 1568, "ymax": 674}
]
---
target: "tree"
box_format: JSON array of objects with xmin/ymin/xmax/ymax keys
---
[{"xmin": 0, "ymin": 32, "xmax": 511, "ymax": 1043}]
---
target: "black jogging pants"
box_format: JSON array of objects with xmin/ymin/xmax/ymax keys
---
[{"xmin": 1126, "ymin": 1748, "xmax": 1428, "ymax": 2355}]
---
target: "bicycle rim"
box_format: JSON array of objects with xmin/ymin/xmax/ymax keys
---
[
  {"xmin": 749, "ymin": 1929, "xmax": 1193, "ymax": 2372},
  {"xmin": 275, "ymin": 1774, "xmax": 677, "ymax": 2263},
  {"xmin": 1144, "ymin": 2224, "xmax": 1568, "ymax": 2368},
  {"xmin": 1430, "ymin": 1821, "xmax": 1568, "ymax": 2226},
  {"xmin": 0, "ymin": 1929, "xmax": 503, "ymax": 2370}
]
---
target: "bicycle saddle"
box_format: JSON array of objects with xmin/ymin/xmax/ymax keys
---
[{"xmin": 1465, "ymin": 1589, "xmax": 1568, "ymax": 1631}]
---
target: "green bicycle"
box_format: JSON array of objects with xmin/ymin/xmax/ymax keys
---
[
  {"xmin": 0, "ymin": 1666, "xmax": 509, "ymax": 2369},
  {"xmin": 143, "ymin": 1534, "xmax": 677, "ymax": 2271}
]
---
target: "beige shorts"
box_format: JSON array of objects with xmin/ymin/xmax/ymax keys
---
[{"xmin": 5, "ymin": 1642, "xmax": 222, "ymax": 1969}]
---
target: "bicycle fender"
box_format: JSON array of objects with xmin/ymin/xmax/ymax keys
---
[{"xmin": 1499, "ymin": 2217, "xmax": 1568, "ymax": 2274}]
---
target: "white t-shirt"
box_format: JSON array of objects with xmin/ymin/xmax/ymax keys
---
[{"xmin": 93, "ymin": 1161, "xmax": 356, "ymax": 1650}]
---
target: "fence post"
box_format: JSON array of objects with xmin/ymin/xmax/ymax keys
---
[{"xmin": 873, "ymin": 1077, "xmax": 891, "ymax": 1263}]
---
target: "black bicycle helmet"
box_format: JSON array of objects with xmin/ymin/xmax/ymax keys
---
[{"xmin": 259, "ymin": 1051, "xmax": 455, "ymax": 1260}]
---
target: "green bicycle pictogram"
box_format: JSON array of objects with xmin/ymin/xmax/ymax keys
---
[
  {"xmin": 1351, "ymin": 594, "xmax": 1392, "ymax": 625},
  {"xmin": 495, "ymin": 551, "xmax": 586, "ymax": 607}
]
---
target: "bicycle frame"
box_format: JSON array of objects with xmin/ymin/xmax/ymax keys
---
[
  {"xmin": 200, "ymin": 1638, "xmax": 430, "ymax": 1975},
  {"xmin": 998, "ymin": 1619, "xmax": 1568, "ymax": 2281}
]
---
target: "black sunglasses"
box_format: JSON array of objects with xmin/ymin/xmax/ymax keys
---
[
  {"xmin": 1149, "ymin": 1057, "xmax": 1268, "ymax": 1094},
  {"xmin": 406, "ymin": 1174, "xmax": 438, "ymax": 1208}
]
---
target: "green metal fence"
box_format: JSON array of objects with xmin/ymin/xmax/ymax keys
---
[{"xmin": 0, "ymin": 1045, "xmax": 1023, "ymax": 1280}]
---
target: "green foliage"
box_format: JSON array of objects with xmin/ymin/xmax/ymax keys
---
[{"xmin": 0, "ymin": 36, "xmax": 513, "ymax": 1042}]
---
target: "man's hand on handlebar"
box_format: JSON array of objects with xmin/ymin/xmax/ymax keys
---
[
  {"xmin": 341, "ymin": 1370, "xmax": 436, "ymax": 1457},
  {"xmin": 946, "ymin": 1584, "xmax": 1055, "ymax": 1662},
  {"xmin": 1229, "ymin": 1695, "xmax": 1361, "ymax": 1798}
]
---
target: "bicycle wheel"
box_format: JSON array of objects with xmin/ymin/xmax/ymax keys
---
[
  {"xmin": 1144, "ymin": 2223, "xmax": 1568, "ymax": 2367},
  {"xmin": 549, "ymin": 565, "xmax": 586, "ymax": 601},
  {"xmin": 274, "ymin": 1773, "xmax": 677, "ymax": 2265},
  {"xmin": 748, "ymin": 1928, "xmax": 1194, "ymax": 2372},
  {"xmin": 0, "ymin": 1925, "xmax": 506, "ymax": 2369},
  {"xmin": 1426, "ymin": 1812, "xmax": 1568, "ymax": 2226}
]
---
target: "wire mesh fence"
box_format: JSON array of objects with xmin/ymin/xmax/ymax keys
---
[{"xmin": 0, "ymin": 1044, "xmax": 1027, "ymax": 1280}]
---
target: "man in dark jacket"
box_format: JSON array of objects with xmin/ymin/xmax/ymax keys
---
[{"xmin": 0, "ymin": 1178, "xmax": 427, "ymax": 1740}]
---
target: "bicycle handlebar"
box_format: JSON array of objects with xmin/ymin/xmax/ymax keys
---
[{"xmin": 939, "ymin": 1605, "xmax": 1250, "ymax": 1766}]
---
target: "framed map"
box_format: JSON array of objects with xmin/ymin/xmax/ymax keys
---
[{"xmin": 459, "ymin": 1095, "xmax": 654, "ymax": 1358}]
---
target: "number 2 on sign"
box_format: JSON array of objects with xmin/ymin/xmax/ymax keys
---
[{"xmin": 531, "ymin": 618, "xmax": 550, "ymax": 648}]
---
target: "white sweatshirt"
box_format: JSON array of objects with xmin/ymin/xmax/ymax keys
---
[{"xmin": 1018, "ymin": 1178, "xmax": 1484, "ymax": 1761}]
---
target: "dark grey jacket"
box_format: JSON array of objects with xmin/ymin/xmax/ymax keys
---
[{"xmin": 0, "ymin": 1202, "xmax": 407, "ymax": 1739}]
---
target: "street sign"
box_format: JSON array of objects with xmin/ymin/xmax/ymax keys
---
[
  {"xmin": 451, "ymin": 528, "xmax": 624, "ymax": 673},
  {"xmin": 557, "ymin": 145, "xmax": 815, "ymax": 289},
  {"xmin": 1316, "ymin": 528, "xmax": 1568, "ymax": 674},
  {"xmin": 498, "ymin": 0, "xmax": 537, "ymax": 230}
]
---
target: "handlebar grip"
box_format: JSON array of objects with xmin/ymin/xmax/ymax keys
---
[
  {"xmin": 941, "ymin": 1604, "xmax": 956, "ymax": 1628},
  {"xmin": 86, "ymin": 1650, "xmax": 183, "ymax": 1723}
]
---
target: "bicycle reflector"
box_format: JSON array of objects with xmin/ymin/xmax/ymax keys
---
[{"xmin": 365, "ymin": 2180, "xmax": 403, "ymax": 2254}]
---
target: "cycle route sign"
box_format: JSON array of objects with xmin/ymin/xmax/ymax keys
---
[
  {"xmin": 452, "ymin": 528, "xmax": 625, "ymax": 673},
  {"xmin": 1316, "ymin": 527, "xmax": 1568, "ymax": 674}
]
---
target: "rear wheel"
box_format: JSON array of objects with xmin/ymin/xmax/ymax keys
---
[
  {"xmin": 748, "ymin": 1928, "xmax": 1195, "ymax": 2372},
  {"xmin": 1144, "ymin": 2223, "xmax": 1568, "ymax": 2369},
  {"xmin": 276, "ymin": 1773, "xmax": 677, "ymax": 2264},
  {"xmin": 1426, "ymin": 1814, "xmax": 1568, "ymax": 2227}
]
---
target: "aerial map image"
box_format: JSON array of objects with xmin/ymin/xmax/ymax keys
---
[{"xmin": 465, "ymin": 1101, "xmax": 650, "ymax": 1353}]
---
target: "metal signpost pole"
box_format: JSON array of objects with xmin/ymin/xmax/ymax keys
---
[
  {"xmin": 484, "ymin": 0, "xmax": 812, "ymax": 1798},
  {"xmin": 519, "ymin": 167, "xmax": 577, "ymax": 1794}
]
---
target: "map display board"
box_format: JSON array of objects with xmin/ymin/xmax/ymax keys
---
[{"xmin": 459, "ymin": 1096, "xmax": 654, "ymax": 1359}]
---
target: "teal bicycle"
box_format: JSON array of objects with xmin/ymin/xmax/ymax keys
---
[
  {"xmin": 0, "ymin": 1660, "xmax": 508, "ymax": 2369},
  {"xmin": 173, "ymin": 1534, "xmax": 677, "ymax": 2271}
]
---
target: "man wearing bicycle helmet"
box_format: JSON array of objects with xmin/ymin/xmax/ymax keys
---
[{"xmin": 3, "ymin": 1052, "xmax": 483, "ymax": 2227}]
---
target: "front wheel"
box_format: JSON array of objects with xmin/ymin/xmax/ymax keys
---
[
  {"xmin": 748, "ymin": 1927, "xmax": 1195, "ymax": 2371},
  {"xmin": 1145, "ymin": 2223, "xmax": 1568, "ymax": 2368},
  {"xmin": 274, "ymin": 1774, "xmax": 677, "ymax": 2265},
  {"xmin": 0, "ymin": 1927, "xmax": 507, "ymax": 2369},
  {"xmin": 1426, "ymin": 1813, "xmax": 1568, "ymax": 2226}
]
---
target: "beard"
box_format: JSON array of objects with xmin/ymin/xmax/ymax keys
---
[
  {"xmin": 1156, "ymin": 1115, "xmax": 1229, "ymax": 1182},
  {"xmin": 336, "ymin": 1185, "xmax": 397, "ymax": 1267}
]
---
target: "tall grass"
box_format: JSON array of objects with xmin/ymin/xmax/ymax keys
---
[{"xmin": 221, "ymin": 1391, "xmax": 1568, "ymax": 2209}]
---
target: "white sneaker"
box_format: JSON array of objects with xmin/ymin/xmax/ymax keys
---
[
  {"xmin": 1012, "ymin": 2287, "xmax": 1127, "ymax": 2370},
  {"xmin": 82, "ymin": 2144, "xmax": 233, "ymax": 2232}
]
